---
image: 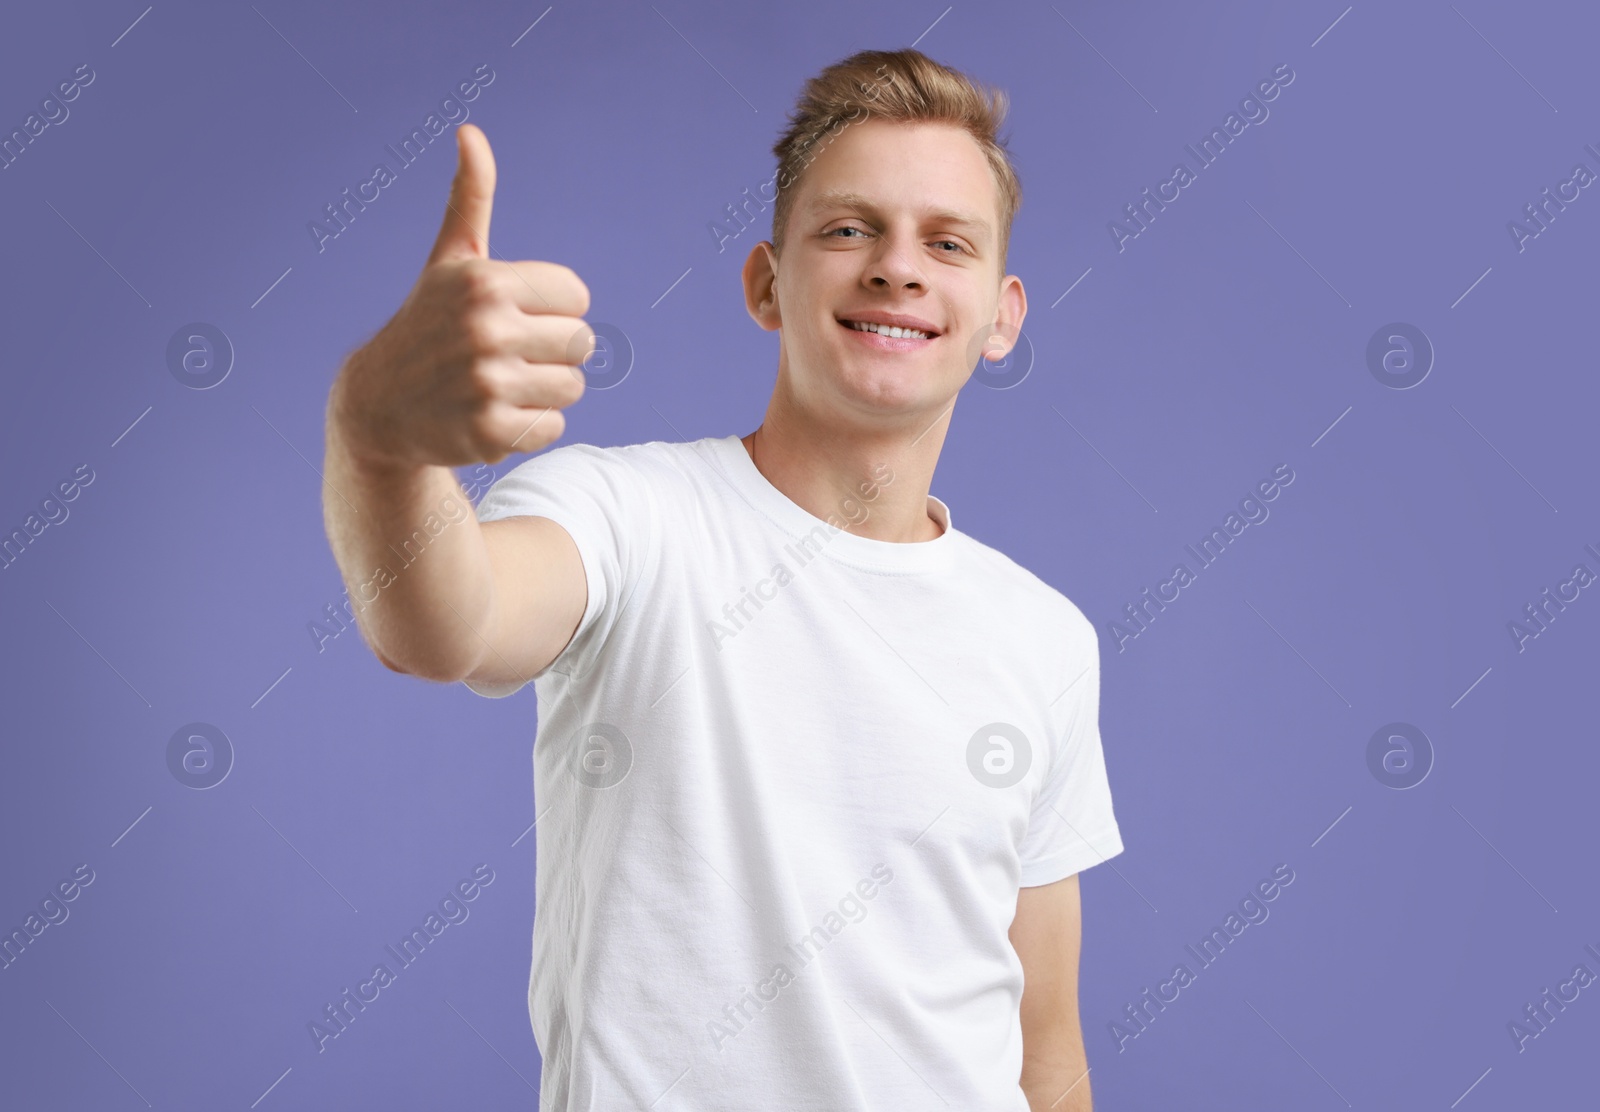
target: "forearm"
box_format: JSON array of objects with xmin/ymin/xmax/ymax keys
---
[
  {"xmin": 1020, "ymin": 1041, "xmax": 1093, "ymax": 1111},
  {"xmin": 322, "ymin": 373, "xmax": 496, "ymax": 681},
  {"xmin": 1021, "ymin": 1071, "xmax": 1092, "ymax": 1111}
]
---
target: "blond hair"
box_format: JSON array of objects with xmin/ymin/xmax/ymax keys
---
[{"xmin": 769, "ymin": 48, "xmax": 1021, "ymax": 269}]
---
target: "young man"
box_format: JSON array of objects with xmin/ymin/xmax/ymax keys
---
[{"xmin": 323, "ymin": 48, "xmax": 1123, "ymax": 1112}]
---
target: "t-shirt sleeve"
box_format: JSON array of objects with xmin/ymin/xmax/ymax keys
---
[
  {"xmin": 1015, "ymin": 613, "xmax": 1125, "ymax": 887},
  {"xmin": 462, "ymin": 442, "xmax": 658, "ymax": 698}
]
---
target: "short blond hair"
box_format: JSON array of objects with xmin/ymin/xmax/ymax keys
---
[{"xmin": 769, "ymin": 48, "xmax": 1022, "ymax": 269}]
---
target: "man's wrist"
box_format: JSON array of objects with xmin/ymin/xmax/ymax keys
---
[{"xmin": 327, "ymin": 359, "xmax": 411, "ymax": 481}]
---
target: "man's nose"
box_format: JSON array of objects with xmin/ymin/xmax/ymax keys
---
[{"xmin": 865, "ymin": 233, "xmax": 926, "ymax": 289}]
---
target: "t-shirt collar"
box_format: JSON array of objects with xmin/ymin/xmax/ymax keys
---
[{"xmin": 700, "ymin": 435, "xmax": 957, "ymax": 574}]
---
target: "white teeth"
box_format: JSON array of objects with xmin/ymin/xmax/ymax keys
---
[{"xmin": 849, "ymin": 320, "xmax": 931, "ymax": 340}]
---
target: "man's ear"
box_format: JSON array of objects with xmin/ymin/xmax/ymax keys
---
[
  {"xmin": 982, "ymin": 273, "xmax": 1028, "ymax": 360},
  {"xmin": 742, "ymin": 241, "xmax": 781, "ymax": 331}
]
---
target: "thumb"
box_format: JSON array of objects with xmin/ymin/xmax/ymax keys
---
[{"xmin": 428, "ymin": 123, "xmax": 495, "ymax": 264}]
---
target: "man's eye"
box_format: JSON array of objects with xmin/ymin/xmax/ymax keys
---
[
  {"xmin": 934, "ymin": 240, "xmax": 964, "ymax": 254},
  {"xmin": 828, "ymin": 227, "xmax": 868, "ymax": 239}
]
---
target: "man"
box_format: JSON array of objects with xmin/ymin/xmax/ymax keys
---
[{"xmin": 323, "ymin": 47, "xmax": 1123, "ymax": 1112}]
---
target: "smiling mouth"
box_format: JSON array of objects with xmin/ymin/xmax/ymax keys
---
[{"xmin": 838, "ymin": 319, "xmax": 938, "ymax": 341}]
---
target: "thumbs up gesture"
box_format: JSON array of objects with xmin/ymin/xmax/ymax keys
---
[{"xmin": 331, "ymin": 124, "xmax": 594, "ymax": 468}]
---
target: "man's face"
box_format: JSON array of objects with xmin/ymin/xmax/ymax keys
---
[{"xmin": 742, "ymin": 119, "xmax": 1025, "ymax": 427}]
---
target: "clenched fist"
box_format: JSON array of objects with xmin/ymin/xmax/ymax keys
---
[{"xmin": 331, "ymin": 123, "xmax": 595, "ymax": 468}]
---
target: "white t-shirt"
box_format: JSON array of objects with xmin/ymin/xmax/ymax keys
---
[{"xmin": 468, "ymin": 434, "xmax": 1124, "ymax": 1111}]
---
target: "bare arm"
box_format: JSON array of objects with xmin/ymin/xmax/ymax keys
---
[
  {"xmin": 320, "ymin": 124, "xmax": 593, "ymax": 685},
  {"xmin": 1009, "ymin": 873, "xmax": 1094, "ymax": 1111},
  {"xmin": 321, "ymin": 406, "xmax": 586, "ymax": 683}
]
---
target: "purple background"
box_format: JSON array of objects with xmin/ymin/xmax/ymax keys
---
[{"xmin": 2, "ymin": 0, "xmax": 1595, "ymax": 1108}]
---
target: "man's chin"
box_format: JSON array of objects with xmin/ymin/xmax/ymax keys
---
[{"xmin": 826, "ymin": 361, "xmax": 960, "ymax": 417}]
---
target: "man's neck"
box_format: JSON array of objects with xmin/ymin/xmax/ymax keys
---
[{"xmin": 739, "ymin": 416, "xmax": 947, "ymax": 544}]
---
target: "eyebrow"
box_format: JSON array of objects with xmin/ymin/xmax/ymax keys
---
[{"xmin": 807, "ymin": 188, "xmax": 993, "ymax": 242}]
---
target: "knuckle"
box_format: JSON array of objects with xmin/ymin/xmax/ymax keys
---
[
  {"xmin": 466, "ymin": 357, "xmax": 506, "ymax": 400},
  {"xmin": 461, "ymin": 311, "xmax": 507, "ymax": 356},
  {"xmin": 457, "ymin": 262, "xmax": 502, "ymax": 305}
]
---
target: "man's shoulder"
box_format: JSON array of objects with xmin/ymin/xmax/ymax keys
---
[
  {"xmin": 521, "ymin": 434, "xmax": 703, "ymax": 463},
  {"xmin": 499, "ymin": 434, "xmax": 717, "ymax": 482},
  {"xmin": 474, "ymin": 436, "xmax": 721, "ymax": 528},
  {"xmin": 953, "ymin": 532, "xmax": 1098, "ymax": 655}
]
